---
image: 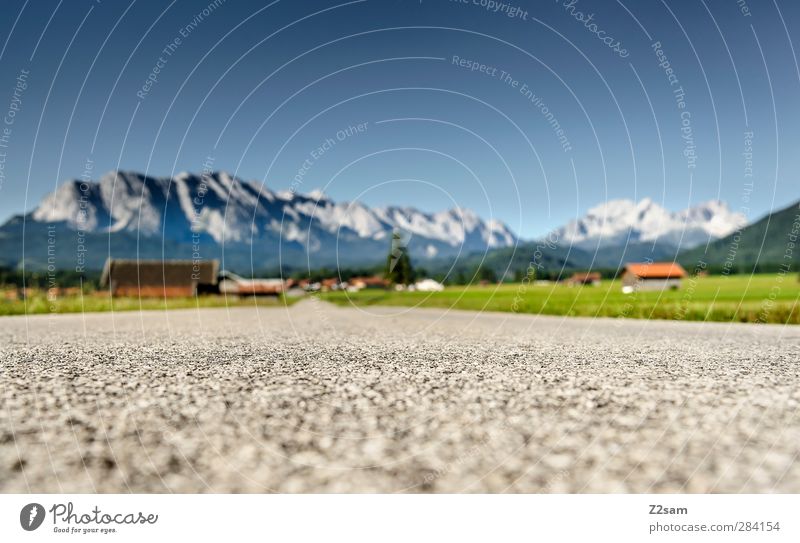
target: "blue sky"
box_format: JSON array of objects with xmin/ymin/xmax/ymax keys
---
[{"xmin": 0, "ymin": 0, "xmax": 798, "ymax": 238}]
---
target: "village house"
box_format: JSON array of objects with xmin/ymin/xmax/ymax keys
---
[
  {"xmin": 621, "ymin": 262, "xmax": 687, "ymax": 293},
  {"xmin": 100, "ymin": 258, "xmax": 219, "ymax": 297},
  {"xmin": 217, "ymin": 270, "xmax": 284, "ymax": 296},
  {"xmin": 347, "ymin": 276, "xmax": 389, "ymax": 291},
  {"xmin": 565, "ymin": 271, "xmax": 602, "ymax": 287},
  {"xmin": 289, "ymin": 278, "xmax": 311, "ymax": 290},
  {"xmin": 320, "ymin": 278, "xmax": 341, "ymax": 291}
]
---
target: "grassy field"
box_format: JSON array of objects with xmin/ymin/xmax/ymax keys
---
[
  {"xmin": 321, "ymin": 274, "xmax": 800, "ymax": 324},
  {"xmin": 0, "ymin": 291, "xmax": 295, "ymax": 316}
]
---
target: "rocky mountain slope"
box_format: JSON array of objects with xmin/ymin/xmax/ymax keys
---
[
  {"xmin": 553, "ymin": 198, "xmax": 746, "ymax": 250},
  {"xmin": 1, "ymin": 170, "xmax": 516, "ymax": 270}
]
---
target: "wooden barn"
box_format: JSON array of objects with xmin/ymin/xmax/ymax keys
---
[
  {"xmin": 565, "ymin": 272, "xmax": 602, "ymax": 286},
  {"xmin": 621, "ymin": 262, "xmax": 687, "ymax": 292},
  {"xmin": 100, "ymin": 258, "xmax": 219, "ymax": 297}
]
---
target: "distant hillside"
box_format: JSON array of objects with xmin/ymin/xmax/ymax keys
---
[
  {"xmin": 422, "ymin": 239, "xmax": 678, "ymax": 281},
  {"xmin": 424, "ymin": 241, "xmax": 675, "ymax": 280},
  {"xmin": 422, "ymin": 241, "xmax": 591, "ymax": 281},
  {"xmin": 678, "ymin": 200, "xmax": 800, "ymax": 272}
]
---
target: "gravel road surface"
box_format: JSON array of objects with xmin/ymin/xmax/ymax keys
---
[{"xmin": 1, "ymin": 299, "xmax": 799, "ymax": 492}]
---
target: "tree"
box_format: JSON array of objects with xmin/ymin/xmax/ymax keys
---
[
  {"xmin": 385, "ymin": 230, "xmax": 414, "ymax": 285},
  {"xmin": 476, "ymin": 265, "xmax": 498, "ymax": 283},
  {"xmin": 453, "ymin": 270, "xmax": 467, "ymax": 285}
]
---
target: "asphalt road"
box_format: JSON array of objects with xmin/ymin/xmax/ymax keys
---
[{"xmin": 1, "ymin": 299, "xmax": 799, "ymax": 492}]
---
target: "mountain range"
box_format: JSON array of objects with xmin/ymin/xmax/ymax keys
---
[
  {"xmin": 0, "ymin": 169, "xmax": 793, "ymax": 275},
  {"xmin": 0, "ymin": 170, "xmax": 515, "ymax": 271},
  {"xmin": 553, "ymin": 197, "xmax": 746, "ymax": 249}
]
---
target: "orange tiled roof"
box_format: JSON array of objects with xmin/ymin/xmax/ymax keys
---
[
  {"xmin": 625, "ymin": 262, "xmax": 687, "ymax": 279},
  {"xmin": 351, "ymin": 276, "xmax": 388, "ymax": 286}
]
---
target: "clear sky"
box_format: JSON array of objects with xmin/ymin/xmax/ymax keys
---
[{"xmin": 0, "ymin": 0, "xmax": 798, "ymax": 239}]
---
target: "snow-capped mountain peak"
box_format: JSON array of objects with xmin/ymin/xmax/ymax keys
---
[
  {"xmin": 554, "ymin": 198, "xmax": 746, "ymax": 249},
  {"xmin": 25, "ymin": 170, "xmax": 517, "ymax": 262},
  {"xmin": 306, "ymin": 188, "xmax": 329, "ymax": 202}
]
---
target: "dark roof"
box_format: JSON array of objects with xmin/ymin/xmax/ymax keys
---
[
  {"xmin": 100, "ymin": 259, "xmax": 219, "ymax": 287},
  {"xmin": 568, "ymin": 272, "xmax": 602, "ymax": 282}
]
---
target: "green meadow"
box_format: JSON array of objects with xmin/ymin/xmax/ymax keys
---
[
  {"xmin": 0, "ymin": 292, "xmax": 295, "ymax": 317},
  {"xmin": 4, "ymin": 274, "xmax": 798, "ymax": 324},
  {"xmin": 321, "ymin": 274, "xmax": 800, "ymax": 324}
]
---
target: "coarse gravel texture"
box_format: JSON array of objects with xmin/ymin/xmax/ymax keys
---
[{"xmin": 1, "ymin": 299, "xmax": 799, "ymax": 493}]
